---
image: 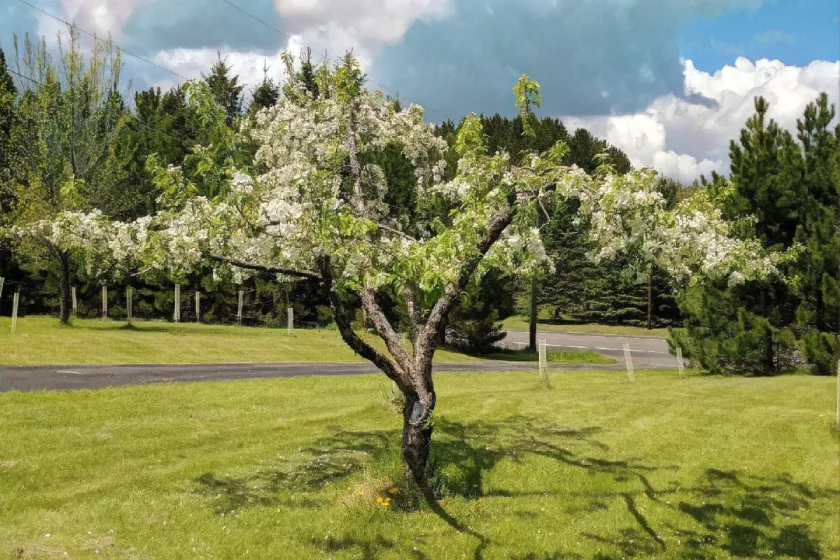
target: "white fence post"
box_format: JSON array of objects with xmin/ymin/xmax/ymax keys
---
[
  {"xmin": 538, "ymin": 338, "xmax": 549, "ymax": 388},
  {"xmin": 11, "ymin": 289, "xmax": 19, "ymax": 334},
  {"xmin": 71, "ymin": 286, "xmax": 77, "ymax": 319},
  {"xmin": 287, "ymin": 307, "xmax": 294, "ymax": 332},
  {"xmin": 195, "ymin": 291, "xmax": 201, "ymax": 323},
  {"xmin": 237, "ymin": 290, "xmax": 244, "ymax": 326},
  {"xmin": 677, "ymin": 347, "xmax": 685, "ymax": 378},
  {"xmin": 101, "ymin": 286, "xmax": 108, "ymax": 319},
  {"xmin": 126, "ymin": 287, "xmax": 133, "ymax": 323},
  {"xmin": 623, "ymin": 344, "xmax": 636, "ymax": 383},
  {"xmin": 0, "ymin": 277, "xmax": 4, "ymax": 306},
  {"xmin": 174, "ymin": 284, "xmax": 181, "ymax": 323}
]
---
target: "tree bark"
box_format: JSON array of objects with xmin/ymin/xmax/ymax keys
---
[
  {"xmin": 529, "ymin": 276, "xmax": 538, "ymax": 351},
  {"xmin": 59, "ymin": 250, "xmax": 72, "ymax": 324},
  {"xmin": 647, "ymin": 267, "xmax": 653, "ymax": 331},
  {"xmin": 401, "ymin": 390, "xmax": 435, "ymax": 484}
]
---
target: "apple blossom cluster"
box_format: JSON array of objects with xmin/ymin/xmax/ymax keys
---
[{"xmin": 12, "ymin": 64, "xmax": 786, "ymax": 304}]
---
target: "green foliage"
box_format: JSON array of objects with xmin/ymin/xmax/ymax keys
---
[
  {"xmin": 201, "ymin": 54, "xmax": 243, "ymax": 126},
  {"xmin": 677, "ymin": 94, "xmax": 839, "ymax": 375}
]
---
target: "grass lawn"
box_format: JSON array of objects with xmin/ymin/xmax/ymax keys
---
[
  {"xmin": 2, "ymin": 370, "xmax": 837, "ymax": 559},
  {"xmin": 502, "ymin": 316, "xmax": 670, "ymax": 338},
  {"xmin": 0, "ymin": 316, "xmax": 607, "ymax": 367}
]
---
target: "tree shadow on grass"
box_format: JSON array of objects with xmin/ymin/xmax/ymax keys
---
[{"xmin": 193, "ymin": 416, "xmax": 837, "ymax": 559}]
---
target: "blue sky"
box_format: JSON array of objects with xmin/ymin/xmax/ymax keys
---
[
  {"xmin": 680, "ymin": 0, "xmax": 839, "ymax": 71},
  {"xmin": 2, "ymin": 0, "xmax": 837, "ymax": 181}
]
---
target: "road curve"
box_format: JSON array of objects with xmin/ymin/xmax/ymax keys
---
[
  {"xmin": 502, "ymin": 330, "xmax": 679, "ymax": 369},
  {"xmin": 0, "ymin": 331, "xmax": 682, "ymax": 393}
]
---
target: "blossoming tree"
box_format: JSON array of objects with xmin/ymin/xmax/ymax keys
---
[{"xmin": 28, "ymin": 55, "xmax": 779, "ymax": 484}]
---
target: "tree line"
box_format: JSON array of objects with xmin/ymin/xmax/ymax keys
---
[{"xmin": 0, "ymin": 28, "xmax": 837, "ymax": 376}]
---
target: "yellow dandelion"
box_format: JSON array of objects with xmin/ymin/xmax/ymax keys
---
[
  {"xmin": 819, "ymin": 413, "xmax": 824, "ymax": 418},
  {"xmin": 388, "ymin": 487, "xmax": 399, "ymax": 495},
  {"xmin": 376, "ymin": 496, "xmax": 383, "ymax": 504},
  {"xmin": 642, "ymin": 493, "xmax": 648, "ymax": 498}
]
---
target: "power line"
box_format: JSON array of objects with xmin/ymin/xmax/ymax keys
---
[
  {"xmin": 7, "ymin": 67, "xmax": 191, "ymax": 147},
  {"xmin": 15, "ymin": 0, "xmax": 188, "ymax": 83},
  {"xmin": 217, "ymin": 0, "xmax": 445, "ymax": 119}
]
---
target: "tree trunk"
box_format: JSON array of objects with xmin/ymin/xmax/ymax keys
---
[
  {"xmin": 647, "ymin": 267, "xmax": 653, "ymax": 330},
  {"xmin": 401, "ymin": 389, "xmax": 435, "ymax": 484},
  {"xmin": 59, "ymin": 251, "xmax": 72, "ymax": 324},
  {"xmin": 529, "ymin": 276, "xmax": 538, "ymax": 352}
]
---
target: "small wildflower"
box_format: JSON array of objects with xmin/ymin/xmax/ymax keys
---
[
  {"xmin": 642, "ymin": 493, "xmax": 648, "ymax": 498},
  {"xmin": 376, "ymin": 496, "xmax": 383, "ymax": 504},
  {"xmin": 819, "ymin": 413, "xmax": 824, "ymax": 418},
  {"xmin": 388, "ymin": 487, "xmax": 399, "ymax": 495}
]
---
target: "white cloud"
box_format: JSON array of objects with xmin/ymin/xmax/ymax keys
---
[
  {"xmin": 151, "ymin": 47, "xmax": 290, "ymax": 93},
  {"xmin": 51, "ymin": 0, "xmax": 147, "ymax": 38},
  {"xmin": 564, "ymin": 57, "xmax": 840, "ymax": 183},
  {"xmin": 274, "ymin": 0, "xmax": 450, "ymax": 48}
]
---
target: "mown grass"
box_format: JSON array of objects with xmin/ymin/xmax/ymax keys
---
[
  {"xmin": 502, "ymin": 315, "xmax": 669, "ymax": 338},
  {"xmin": 2, "ymin": 370, "xmax": 837, "ymax": 559},
  {"xmin": 0, "ymin": 316, "xmax": 610, "ymax": 367},
  {"xmin": 477, "ymin": 348, "xmax": 615, "ymax": 364}
]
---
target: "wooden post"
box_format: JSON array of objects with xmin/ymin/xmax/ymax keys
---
[
  {"xmin": 647, "ymin": 266, "xmax": 653, "ymax": 330},
  {"xmin": 101, "ymin": 286, "xmax": 108, "ymax": 319},
  {"xmin": 237, "ymin": 290, "xmax": 244, "ymax": 326},
  {"xmin": 0, "ymin": 277, "xmax": 4, "ymax": 314},
  {"xmin": 287, "ymin": 307, "xmax": 293, "ymax": 332},
  {"xmin": 126, "ymin": 287, "xmax": 133, "ymax": 323},
  {"xmin": 538, "ymin": 339, "xmax": 549, "ymax": 388},
  {"xmin": 677, "ymin": 347, "xmax": 685, "ymax": 378},
  {"xmin": 195, "ymin": 291, "xmax": 201, "ymax": 323},
  {"xmin": 623, "ymin": 344, "xmax": 636, "ymax": 383},
  {"xmin": 836, "ymin": 359, "xmax": 840, "ymax": 431},
  {"xmin": 174, "ymin": 284, "xmax": 181, "ymax": 323},
  {"xmin": 71, "ymin": 286, "xmax": 77, "ymax": 319},
  {"xmin": 11, "ymin": 289, "xmax": 20, "ymax": 334}
]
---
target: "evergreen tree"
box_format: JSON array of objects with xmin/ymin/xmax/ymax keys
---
[
  {"xmin": 0, "ymin": 47, "xmax": 19, "ymax": 216},
  {"xmin": 202, "ymin": 54, "xmax": 244, "ymax": 125}
]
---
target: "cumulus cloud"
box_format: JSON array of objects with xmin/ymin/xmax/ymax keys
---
[
  {"xmin": 372, "ymin": 0, "xmax": 767, "ymax": 119},
  {"xmin": 563, "ymin": 58, "xmax": 840, "ymax": 183}
]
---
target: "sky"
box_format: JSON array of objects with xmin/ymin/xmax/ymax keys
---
[{"xmin": 1, "ymin": 0, "xmax": 838, "ymax": 183}]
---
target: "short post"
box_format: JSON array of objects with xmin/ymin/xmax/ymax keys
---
[
  {"xmin": 101, "ymin": 286, "xmax": 108, "ymax": 319},
  {"xmin": 237, "ymin": 289, "xmax": 244, "ymax": 326},
  {"xmin": 195, "ymin": 291, "xmax": 201, "ymax": 323},
  {"xmin": 287, "ymin": 307, "xmax": 294, "ymax": 332},
  {"xmin": 0, "ymin": 277, "xmax": 4, "ymax": 310},
  {"xmin": 126, "ymin": 286, "xmax": 133, "ymax": 324},
  {"xmin": 676, "ymin": 347, "xmax": 685, "ymax": 378},
  {"xmin": 173, "ymin": 284, "xmax": 181, "ymax": 323},
  {"xmin": 538, "ymin": 338, "xmax": 549, "ymax": 388},
  {"xmin": 623, "ymin": 343, "xmax": 636, "ymax": 383},
  {"xmin": 71, "ymin": 286, "xmax": 77, "ymax": 319},
  {"xmin": 11, "ymin": 289, "xmax": 20, "ymax": 334},
  {"xmin": 836, "ymin": 359, "xmax": 840, "ymax": 431}
]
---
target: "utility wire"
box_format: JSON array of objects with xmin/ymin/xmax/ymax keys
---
[
  {"xmin": 15, "ymin": 0, "xmax": 189, "ymax": 82},
  {"xmin": 217, "ymin": 0, "xmax": 446, "ymax": 119},
  {"xmin": 7, "ymin": 67, "xmax": 192, "ymax": 147}
]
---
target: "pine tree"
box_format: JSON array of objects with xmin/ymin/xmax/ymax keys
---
[
  {"xmin": 0, "ymin": 47, "xmax": 19, "ymax": 215},
  {"xmin": 202, "ymin": 54, "xmax": 244, "ymax": 125},
  {"xmin": 250, "ymin": 62, "xmax": 280, "ymax": 114}
]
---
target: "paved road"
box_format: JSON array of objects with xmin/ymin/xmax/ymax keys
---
[
  {"xmin": 0, "ymin": 361, "xmax": 625, "ymax": 392},
  {"xmin": 502, "ymin": 330, "xmax": 679, "ymax": 369},
  {"xmin": 0, "ymin": 330, "xmax": 681, "ymax": 393}
]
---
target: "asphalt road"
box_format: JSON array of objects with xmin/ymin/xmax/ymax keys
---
[
  {"xmin": 502, "ymin": 329, "xmax": 678, "ymax": 369},
  {"xmin": 0, "ymin": 330, "xmax": 682, "ymax": 393}
]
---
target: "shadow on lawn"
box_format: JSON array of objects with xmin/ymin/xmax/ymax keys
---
[{"xmin": 195, "ymin": 416, "xmax": 837, "ymax": 559}]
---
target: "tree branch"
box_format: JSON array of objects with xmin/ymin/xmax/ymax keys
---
[
  {"xmin": 415, "ymin": 206, "xmax": 517, "ymax": 373},
  {"xmin": 318, "ymin": 258, "xmax": 412, "ymax": 392},
  {"xmin": 360, "ymin": 288, "xmax": 414, "ymax": 374},
  {"xmin": 209, "ymin": 255, "xmax": 321, "ymax": 281},
  {"xmin": 376, "ymin": 223, "xmax": 417, "ymax": 242}
]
